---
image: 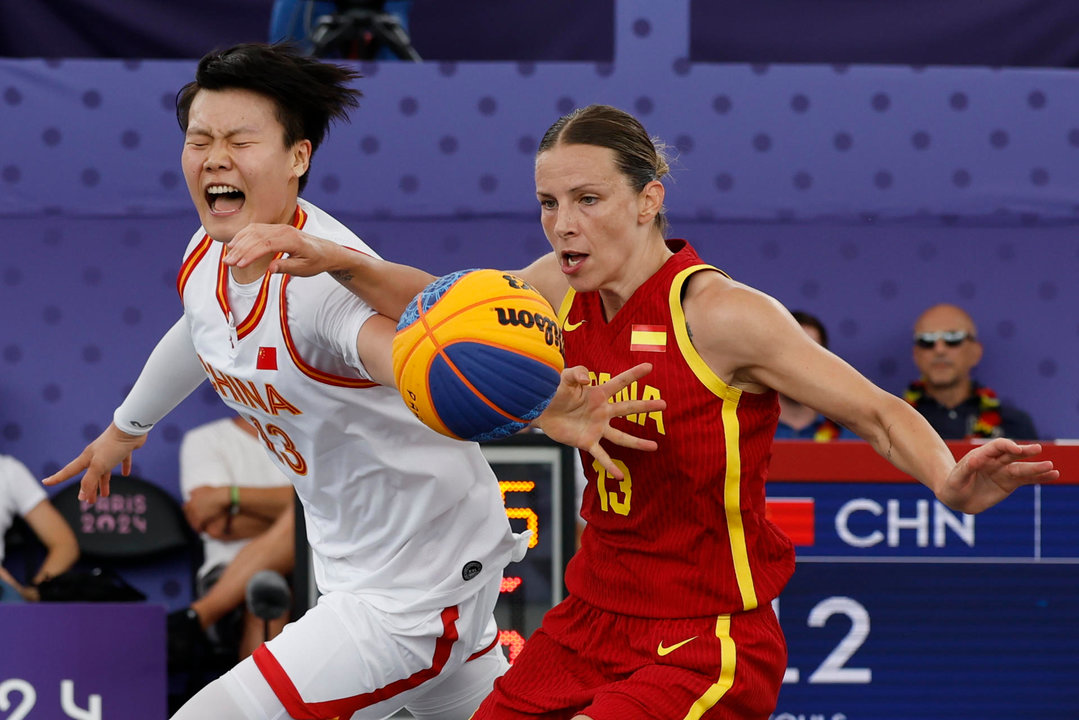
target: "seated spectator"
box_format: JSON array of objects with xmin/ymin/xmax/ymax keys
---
[
  {"xmin": 904, "ymin": 303, "xmax": 1038, "ymax": 440},
  {"xmin": 0, "ymin": 454, "xmax": 79, "ymax": 602},
  {"xmin": 775, "ymin": 311, "xmax": 857, "ymax": 441},
  {"xmin": 172, "ymin": 416, "xmax": 295, "ymax": 665},
  {"xmin": 169, "ymin": 503, "xmax": 295, "ymax": 666}
]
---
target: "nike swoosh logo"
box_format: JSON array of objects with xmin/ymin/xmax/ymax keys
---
[
  {"xmin": 657, "ymin": 636, "xmax": 697, "ymax": 657},
  {"xmin": 563, "ymin": 319, "xmax": 585, "ymax": 332}
]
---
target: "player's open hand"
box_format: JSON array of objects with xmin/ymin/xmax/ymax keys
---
[
  {"xmin": 225, "ymin": 223, "xmax": 354, "ymax": 278},
  {"xmin": 939, "ymin": 438, "xmax": 1058, "ymax": 514},
  {"xmin": 536, "ymin": 363, "xmax": 665, "ymax": 479},
  {"xmin": 41, "ymin": 422, "xmax": 147, "ymax": 504}
]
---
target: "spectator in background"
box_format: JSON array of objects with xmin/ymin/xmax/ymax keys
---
[
  {"xmin": 171, "ymin": 416, "xmax": 295, "ymax": 665},
  {"xmin": 0, "ymin": 454, "xmax": 79, "ymax": 602},
  {"xmin": 775, "ymin": 310, "xmax": 857, "ymax": 441},
  {"xmin": 905, "ymin": 303, "xmax": 1039, "ymax": 440}
]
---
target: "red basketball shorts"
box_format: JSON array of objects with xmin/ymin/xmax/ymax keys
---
[{"xmin": 471, "ymin": 594, "xmax": 786, "ymax": 720}]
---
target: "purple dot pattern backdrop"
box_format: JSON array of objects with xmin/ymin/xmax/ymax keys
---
[{"xmin": 1, "ymin": 2, "xmax": 1077, "ymax": 604}]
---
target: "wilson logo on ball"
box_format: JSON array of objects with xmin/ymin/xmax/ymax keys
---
[
  {"xmin": 492, "ymin": 307, "xmax": 564, "ymax": 354},
  {"xmin": 391, "ymin": 269, "xmax": 566, "ymax": 442}
]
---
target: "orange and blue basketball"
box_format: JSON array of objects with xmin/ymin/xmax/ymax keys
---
[{"xmin": 391, "ymin": 269, "xmax": 566, "ymax": 442}]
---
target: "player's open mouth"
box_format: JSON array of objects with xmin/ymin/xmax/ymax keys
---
[
  {"xmin": 562, "ymin": 252, "xmax": 586, "ymax": 269},
  {"xmin": 206, "ymin": 184, "xmax": 245, "ymax": 215}
]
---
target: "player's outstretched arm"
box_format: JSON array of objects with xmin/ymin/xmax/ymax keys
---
[
  {"xmin": 43, "ymin": 317, "xmax": 206, "ymax": 503},
  {"xmin": 226, "ymin": 223, "xmax": 434, "ymax": 320},
  {"xmin": 937, "ymin": 439, "xmax": 1058, "ymax": 514},
  {"xmin": 42, "ymin": 423, "xmax": 147, "ymax": 503},
  {"xmin": 535, "ymin": 363, "xmax": 666, "ymax": 480}
]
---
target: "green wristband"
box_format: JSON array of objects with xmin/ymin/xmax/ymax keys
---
[{"xmin": 229, "ymin": 485, "xmax": 240, "ymax": 515}]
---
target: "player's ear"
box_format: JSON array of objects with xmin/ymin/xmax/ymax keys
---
[
  {"xmin": 638, "ymin": 180, "xmax": 664, "ymax": 226},
  {"xmin": 292, "ymin": 139, "xmax": 312, "ymax": 179}
]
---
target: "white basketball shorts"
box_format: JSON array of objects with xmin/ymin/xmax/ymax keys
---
[{"xmin": 242, "ymin": 574, "xmax": 507, "ymax": 719}]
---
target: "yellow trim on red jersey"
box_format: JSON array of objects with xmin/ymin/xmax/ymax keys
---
[
  {"xmin": 670, "ymin": 263, "xmax": 758, "ymax": 610},
  {"xmin": 722, "ymin": 399, "xmax": 758, "ymax": 610},
  {"xmin": 556, "ymin": 287, "xmax": 577, "ymax": 328},
  {"xmin": 668, "ymin": 265, "xmax": 739, "ymax": 402},
  {"xmin": 683, "ymin": 615, "xmax": 736, "ymax": 720}
]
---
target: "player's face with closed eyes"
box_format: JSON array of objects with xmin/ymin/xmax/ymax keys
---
[{"xmin": 181, "ymin": 88, "xmax": 310, "ymax": 245}]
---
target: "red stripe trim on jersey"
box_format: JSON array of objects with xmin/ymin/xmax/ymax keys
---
[
  {"xmin": 278, "ymin": 275, "xmax": 379, "ymax": 388},
  {"xmin": 465, "ymin": 636, "xmax": 499, "ymax": 662},
  {"xmin": 252, "ymin": 606, "xmax": 462, "ymax": 720},
  {"xmin": 210, "ymin": 205, "xmax": 307, "ymax": 337},
  {"xmin": 235, "ymin": 259, "xmax": 280, "ymax": 339},
  {"xmin": 215, "ymin": 250, "xmax": 230, "ymax": 320},
  {"xmin": 176, "ymin": 235, "xmax": 213, "ymax": 300},
  {"xmin": 214, "ymin": 249, "xmax": 284, "ymax": 340},
  {"xmin": 292, "ymin": 204, "xmax": 308, "ymax": 229}
]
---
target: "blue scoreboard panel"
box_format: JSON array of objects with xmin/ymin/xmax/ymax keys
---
[{"xmin": 768, "ymin": 480, "xmax": 1079, "ymax": 719}]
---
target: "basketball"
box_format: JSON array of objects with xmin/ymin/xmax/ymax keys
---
[{"xmin": 391, "ymin": 269, "xmax": 566, "ymax": 442}]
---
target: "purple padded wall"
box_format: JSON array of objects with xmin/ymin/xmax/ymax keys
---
[{"xmin": 1, "ymin": 2, "xmax": 1077, "ymax": 604}]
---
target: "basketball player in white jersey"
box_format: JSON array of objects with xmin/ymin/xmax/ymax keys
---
[{"xmin": 44, "ymin": 44, "xmax": 663, "ymax": 720}]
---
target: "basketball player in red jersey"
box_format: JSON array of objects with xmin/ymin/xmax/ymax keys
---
[{"xmin": 224, "ymin": 104, "xmax": 1058, "ymax": 719}]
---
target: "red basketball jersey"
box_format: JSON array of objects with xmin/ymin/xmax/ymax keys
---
[{"xmin": 558, "ymin": 239, "xmax": 795, "ymax": 618}]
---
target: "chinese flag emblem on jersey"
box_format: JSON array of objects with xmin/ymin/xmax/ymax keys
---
[{"xmin": 256, "ymin": 347, "xmax": 278, "ymax": 370}]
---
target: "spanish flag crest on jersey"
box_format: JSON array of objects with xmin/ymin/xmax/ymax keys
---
[{"xmin": 630, "ymin": 325, "xmax": 667, "ymax": 352}]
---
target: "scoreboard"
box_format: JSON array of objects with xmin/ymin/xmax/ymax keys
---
[{"xmin": 766, "ymin": 440, "xmax": 1079, "ymax": 719}]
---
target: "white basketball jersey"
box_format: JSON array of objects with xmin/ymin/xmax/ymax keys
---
[{"xmin": 177, "ymin": 199, "xmax": 516, "ymax": 613}]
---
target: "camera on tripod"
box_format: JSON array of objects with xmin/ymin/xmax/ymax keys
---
[{"xmin": 309, "ymin": 1, "xmax": 421, "ymax": 61}]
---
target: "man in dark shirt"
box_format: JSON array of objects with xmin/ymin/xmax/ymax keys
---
[{"xmin": 904, "ymin": 303, "xmax": 1038, "ymax": 440}]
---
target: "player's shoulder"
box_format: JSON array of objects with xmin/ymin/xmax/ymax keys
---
[
  {"xmin": 682, "ymin": 271, "xmax": 792, "ymax": 347},
  {"xmin": 298, "ymin": 199, "xmax": 378, "ymax": 257},
  {"xmin": 181, "ymin": 224, "xmax": 213, "ymax": 263},
  {"xmin": 684, "ymin": 270, "xmax": 780, "ymax": 319}
]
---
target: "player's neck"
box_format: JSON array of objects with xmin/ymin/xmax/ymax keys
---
[{"xmin": 229, "ymin": 255, "xmax": 273, "ymax": 285}]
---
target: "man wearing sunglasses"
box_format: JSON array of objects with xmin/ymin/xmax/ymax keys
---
[{"xmin": 905, "ymin": 303, "xmax": 1038, "ymax": 440}]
